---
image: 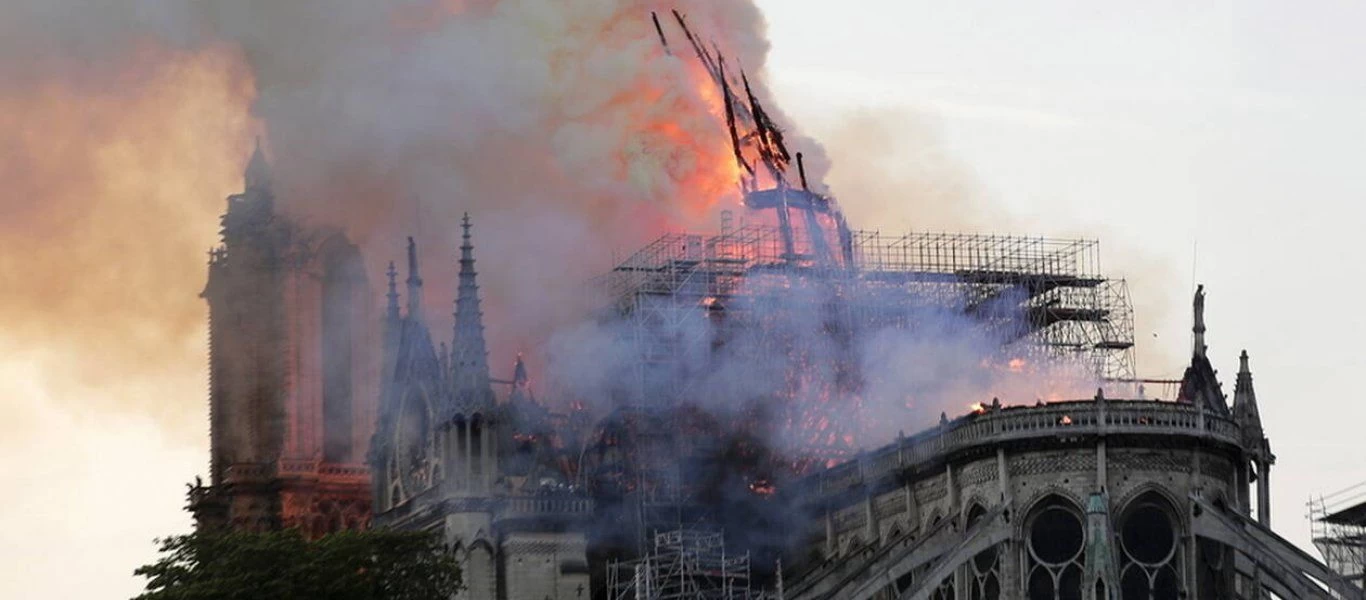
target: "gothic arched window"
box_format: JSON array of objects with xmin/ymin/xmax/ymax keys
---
[
  {"xmin": 966, "ymin": 504, "xmax": 1002, "ymax": 600},
  {"xmin": 396, "ymin": 388, "xmax": 433, "ymax": 495},
  {"xmin": 1118, "ymin": 492, "xmax": 1183, "ymax": 600},
  {"xmin": 1025, "ymin": 497, "xmax": 1085, "ymax": 600},
  {"xmin": 470, "ymin": 414, "xmax": 484, "ymax": 480}
]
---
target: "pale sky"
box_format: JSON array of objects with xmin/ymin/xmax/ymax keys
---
[{"xmin": 5, "ymin": 2, "xmax": 1366, "ymax": 598}]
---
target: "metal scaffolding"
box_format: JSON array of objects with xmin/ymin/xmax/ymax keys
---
[
  {"xmin": 601, "ymin": 222, "xmax": 1136, "ymax": 406},
  {"xmin": 1311, "ymin": 482, "xmax": 1366, "ymax": 594},
  {"xmin": 607, "ymin": 528, "xmax": 776, "ymax": 600}
]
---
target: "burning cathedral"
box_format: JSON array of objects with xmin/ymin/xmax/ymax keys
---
[{"xmin": 185, "ymin": 14, "xmax": 1360, "ymax": 600}]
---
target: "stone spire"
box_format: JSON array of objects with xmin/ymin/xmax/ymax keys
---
[
  {"xmin": 245, "ymin": 136, "xmax": 271, "ymax": 193},
  {"xmin": 1233, "ymin": 349, "xmax": 1274, "ymax": 526},
  {"xmin": 1192, "ymin": 284, "xmax": 1207, "ymax": 359},
  {"xmin": 1232, "ymin": 350, "xmax": 1262, "ymax": 430},
  {"xmin": 385, "ymin": 260, "xmax": 400, "ymax": 322},
  {"xmin": 405, "ymin": 236, "xmax": 423, "ymax": 319},
  {"xmin": 451, "ymin": 214, "xmax": 492, "ymax": 407}
]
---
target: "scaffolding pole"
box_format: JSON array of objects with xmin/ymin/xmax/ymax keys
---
[{"xmin": 607, "ymin": 528, "xmax": 780, "ymax": 600}]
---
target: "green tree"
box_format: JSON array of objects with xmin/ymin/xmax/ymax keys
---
[{"xmin": 133, "ymin": 528, "xmax": 461, "ymax": 600}]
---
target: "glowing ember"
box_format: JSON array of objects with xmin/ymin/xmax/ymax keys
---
[{"xmin": 747, "ymin": 479, "xmax": 776, "ymax": 497}]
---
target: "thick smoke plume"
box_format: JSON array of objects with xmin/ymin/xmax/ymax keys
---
[
  {"xmin": 0, "ymin": 0, "xmax": 1100, "ymax": 477},
  {"xmin": 224, "ymin": 0, "xmax": 826, "ymax": 371},
  {"xmin": 0, "ymin": 0, "xmax": 818, "ymax": 427}
]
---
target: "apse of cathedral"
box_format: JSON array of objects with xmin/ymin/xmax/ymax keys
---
[{"xmin": 190, "ymin": 149, "xmax": 1358, "ymax": 600}]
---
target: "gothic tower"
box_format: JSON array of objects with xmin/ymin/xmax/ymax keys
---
[{"xmin": 192, "ymin": 141, "xmax": 378, "ymax": 534}]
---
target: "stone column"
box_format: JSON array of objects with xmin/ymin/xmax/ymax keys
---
[
  {"xmin": 1257, "ymin": 459, "xmax": 1271, "ymax": 527},
  {"xmin": 1097, "ymin": 439, "xmax": 1108, "ymax": 492},
  {"xmin": 865, "ymin": 493, "xmax": 878, "ymax": 544},
  {"xmin": 997, "ymin": 448, "xmax": 1010, "ymax": 502},
  {"xmin": 480, "ymin": 421, "xmax": 492, "ymax": 492},
  {"xmin": 997, "ymin": 448, "xmax": 1019, "ymax": 596},
  {"xmin": 489, "ymin": 426, "xmax": 499, "ymax": 487},
  {"xmin": 947, "ymin": 464, "xmax": 959, "ymax": 520},
  {"xmin": 824, "ymin": 511, "xmax": 835, "ymax": 557},
  {"xmin": 463, "ymin": 420, "xmax": 472, "ymax": 492}
]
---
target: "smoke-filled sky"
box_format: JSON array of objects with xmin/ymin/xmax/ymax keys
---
[{"xmin": 3, "ymin": 1, "xmax": 1365, "ymax": 597}]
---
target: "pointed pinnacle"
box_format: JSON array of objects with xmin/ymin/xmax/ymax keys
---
[
  {"xmin": 245, "ymin": 136, "xmax": 271, "ymax": 191},
  {"xmin": 405, "ymin": 237, "xmax": 423, "ymax": 317},
  {"xmin": 406, "ymin": 237, "xmax": 420, "ymax": 282}
]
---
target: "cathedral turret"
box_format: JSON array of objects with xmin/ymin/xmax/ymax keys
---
[
  {"xmin": 1233, "ymin": 350, "xmax": 1275, "ymax": 526},
  {"xmin": 450, "ymin": 214, "xmax": 493, "ymax": 410},
  {"xmin": 1232, "ymin": 350, "xmax": 1265, "ymax": 441}
]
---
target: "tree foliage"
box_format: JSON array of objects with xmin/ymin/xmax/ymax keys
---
[{"xmin": 133, "ymin": 528, "xmax": 461, "ymax": 600}]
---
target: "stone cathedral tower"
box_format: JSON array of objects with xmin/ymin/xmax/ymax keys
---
[{"xmin": 189, "ymin": 142, "xmax": 378, "ymax": 534}]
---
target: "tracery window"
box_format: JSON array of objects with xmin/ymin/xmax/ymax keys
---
[
  {"xmin": 1025, "ymin": 497, "xmax": 1085, "ymax": 600},
  {"xmin": 930, "ymin": 578, "xmax": 954, "ymax": 600},
  {"xmin": 1118, "ymin": 493, "xmax": 1182, "ymax": 600},
  {"xmin": 396, "ymin": 390, "xmax": 433, "ymax": 494},
  {"xmin": 966, "ymin": 505, "xmax": 1002, "ymax": 600}
]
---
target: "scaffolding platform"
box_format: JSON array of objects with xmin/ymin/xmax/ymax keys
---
[
  {"xmin": 602, "ymin": 224, "xmax": 1135, "ymax": 391},
  {"xmin": 1310, "ymin": 482, "xmax": 1366, "ymax": 593}
]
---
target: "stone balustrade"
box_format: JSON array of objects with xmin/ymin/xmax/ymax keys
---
[
  {"xmin": 222, "ymin": 463, "xmax": 271, "ymax": 483},
  {"xmin": 806, "ymin": 399, "xmax": 1241, "ymax": 497},
  {"xmin": 496, "ymin": 496, "xmax": 594, "ymax": 521},
  {"xmin": 270, "ymin": 460, "xmax": 369, "ymax": 481}
]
